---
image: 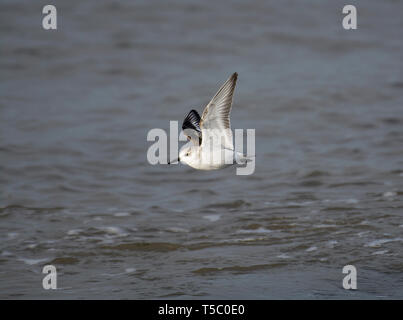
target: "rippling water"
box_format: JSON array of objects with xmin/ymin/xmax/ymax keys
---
[{"xmin": 1, "ymin": 0, "xmax": 403, "ymax": 299}]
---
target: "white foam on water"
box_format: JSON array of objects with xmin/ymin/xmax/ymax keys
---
[
  {"xmin": 125, "ymin": 268, "xmax": 136, "ymax": 273},
  {"xmin": 222, "ymin": 237, "xmax": 267, "ymax": 244},
  {"xmin": 332, "ymin": 230, "xmax": 348, "ymax": 235},
  {"xmin": 322, "ymin": 198, "xmax": 358, "ymax": 204},
  {"xmin": 372, "ymin": 250, "xmax": 389, "ymax": 255},
  {"xmin": 166, "ymin": 227, "xmax": 189, "ymax": 233},
  {"xmin": 277, "ymin": 253, "xmax": 291, "ymax": 259},
  {"xmin": 326, "ymin": 240, "xmax": 338, "ymax": 248},
  {"xmin": 67, "ymin": 229, "xmax": 83, "ymax": 236},
  {"xmin": 357, "ymin": 231, "xmax": 370, "ymax": 237},
  {"xmin": 286, "ymin": 201, "xmax": 314, "ymax": 207},
  {"xmin": 113, "ymin": 212, "xmax": 130, "ymax": 217},
  {"xmin": 365, "ymin": 238, "xmax": 403, "ymax": 247},
  {"xmin": 244, "ymin": 211, "xmax": 257, "ymax": 215},
  {"xmin": 18, "ymin": 258, "xmax": 49, "ymax": 265},
  {"xmin": 203, "ymin": 214, "xmax": 221, "ymax": 222},
  {"xmin": 383, "ymin": 191, "xmax": 397, "ymax": 198},
  {"xmin": 237, "ymin": 227, "xmax": 272, "ymax": 234},
  {"xmin": 306, "ymin": 246, "xmax": 317, "ymax": 252},
  {"xmin": 101, "ymin": 226, "xmax": 128, "ymax": 237}
]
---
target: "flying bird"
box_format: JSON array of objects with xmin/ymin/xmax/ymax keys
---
[{"xmin": 169, "ymin": 73, "xmax": 251, "ymax": 170}]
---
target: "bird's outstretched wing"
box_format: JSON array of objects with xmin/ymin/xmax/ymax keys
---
[
  {"xmin": 182, "ymin": 109, "xmax": 202, "ymax": 145},
  {"xmin": 200, "ymin": 72, "xmax": 237, "ymax": 150}
]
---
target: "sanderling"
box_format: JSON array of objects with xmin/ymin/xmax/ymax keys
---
[{"xmin": 169, "ymin": 73, "xmax": 252, "ymax": 170}]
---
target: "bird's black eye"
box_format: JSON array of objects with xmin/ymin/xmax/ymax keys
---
[{"xmin": 186, "ymin": 152, "xmax": 190, "ymax": 156}]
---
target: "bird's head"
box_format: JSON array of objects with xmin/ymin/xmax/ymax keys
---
[{"xmin": 176, "ymin": 145, "xmax": 197, "ymax": 166}]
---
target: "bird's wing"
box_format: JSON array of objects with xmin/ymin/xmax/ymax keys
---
[
  {"xmin": 200, "ymin": 73, "xmax": 237, "ymax": 150},
  {"xmin": 182, "ymin": 109, "xmax": 202, "ymax": 146}
]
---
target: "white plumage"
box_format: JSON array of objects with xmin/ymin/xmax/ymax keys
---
[{"xmin": 170, "ymin": 73, "xmax": 250, "ymax": 170}]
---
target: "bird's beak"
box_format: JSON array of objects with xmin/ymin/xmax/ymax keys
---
[{"xmin": 168, "ymin": 157, "xmax": 180, "ymax": 165}]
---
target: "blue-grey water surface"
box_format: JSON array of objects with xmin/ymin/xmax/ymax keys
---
[{"xmin": 1, "ymin": 0, "xmax": 403, "ymax": 299}]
